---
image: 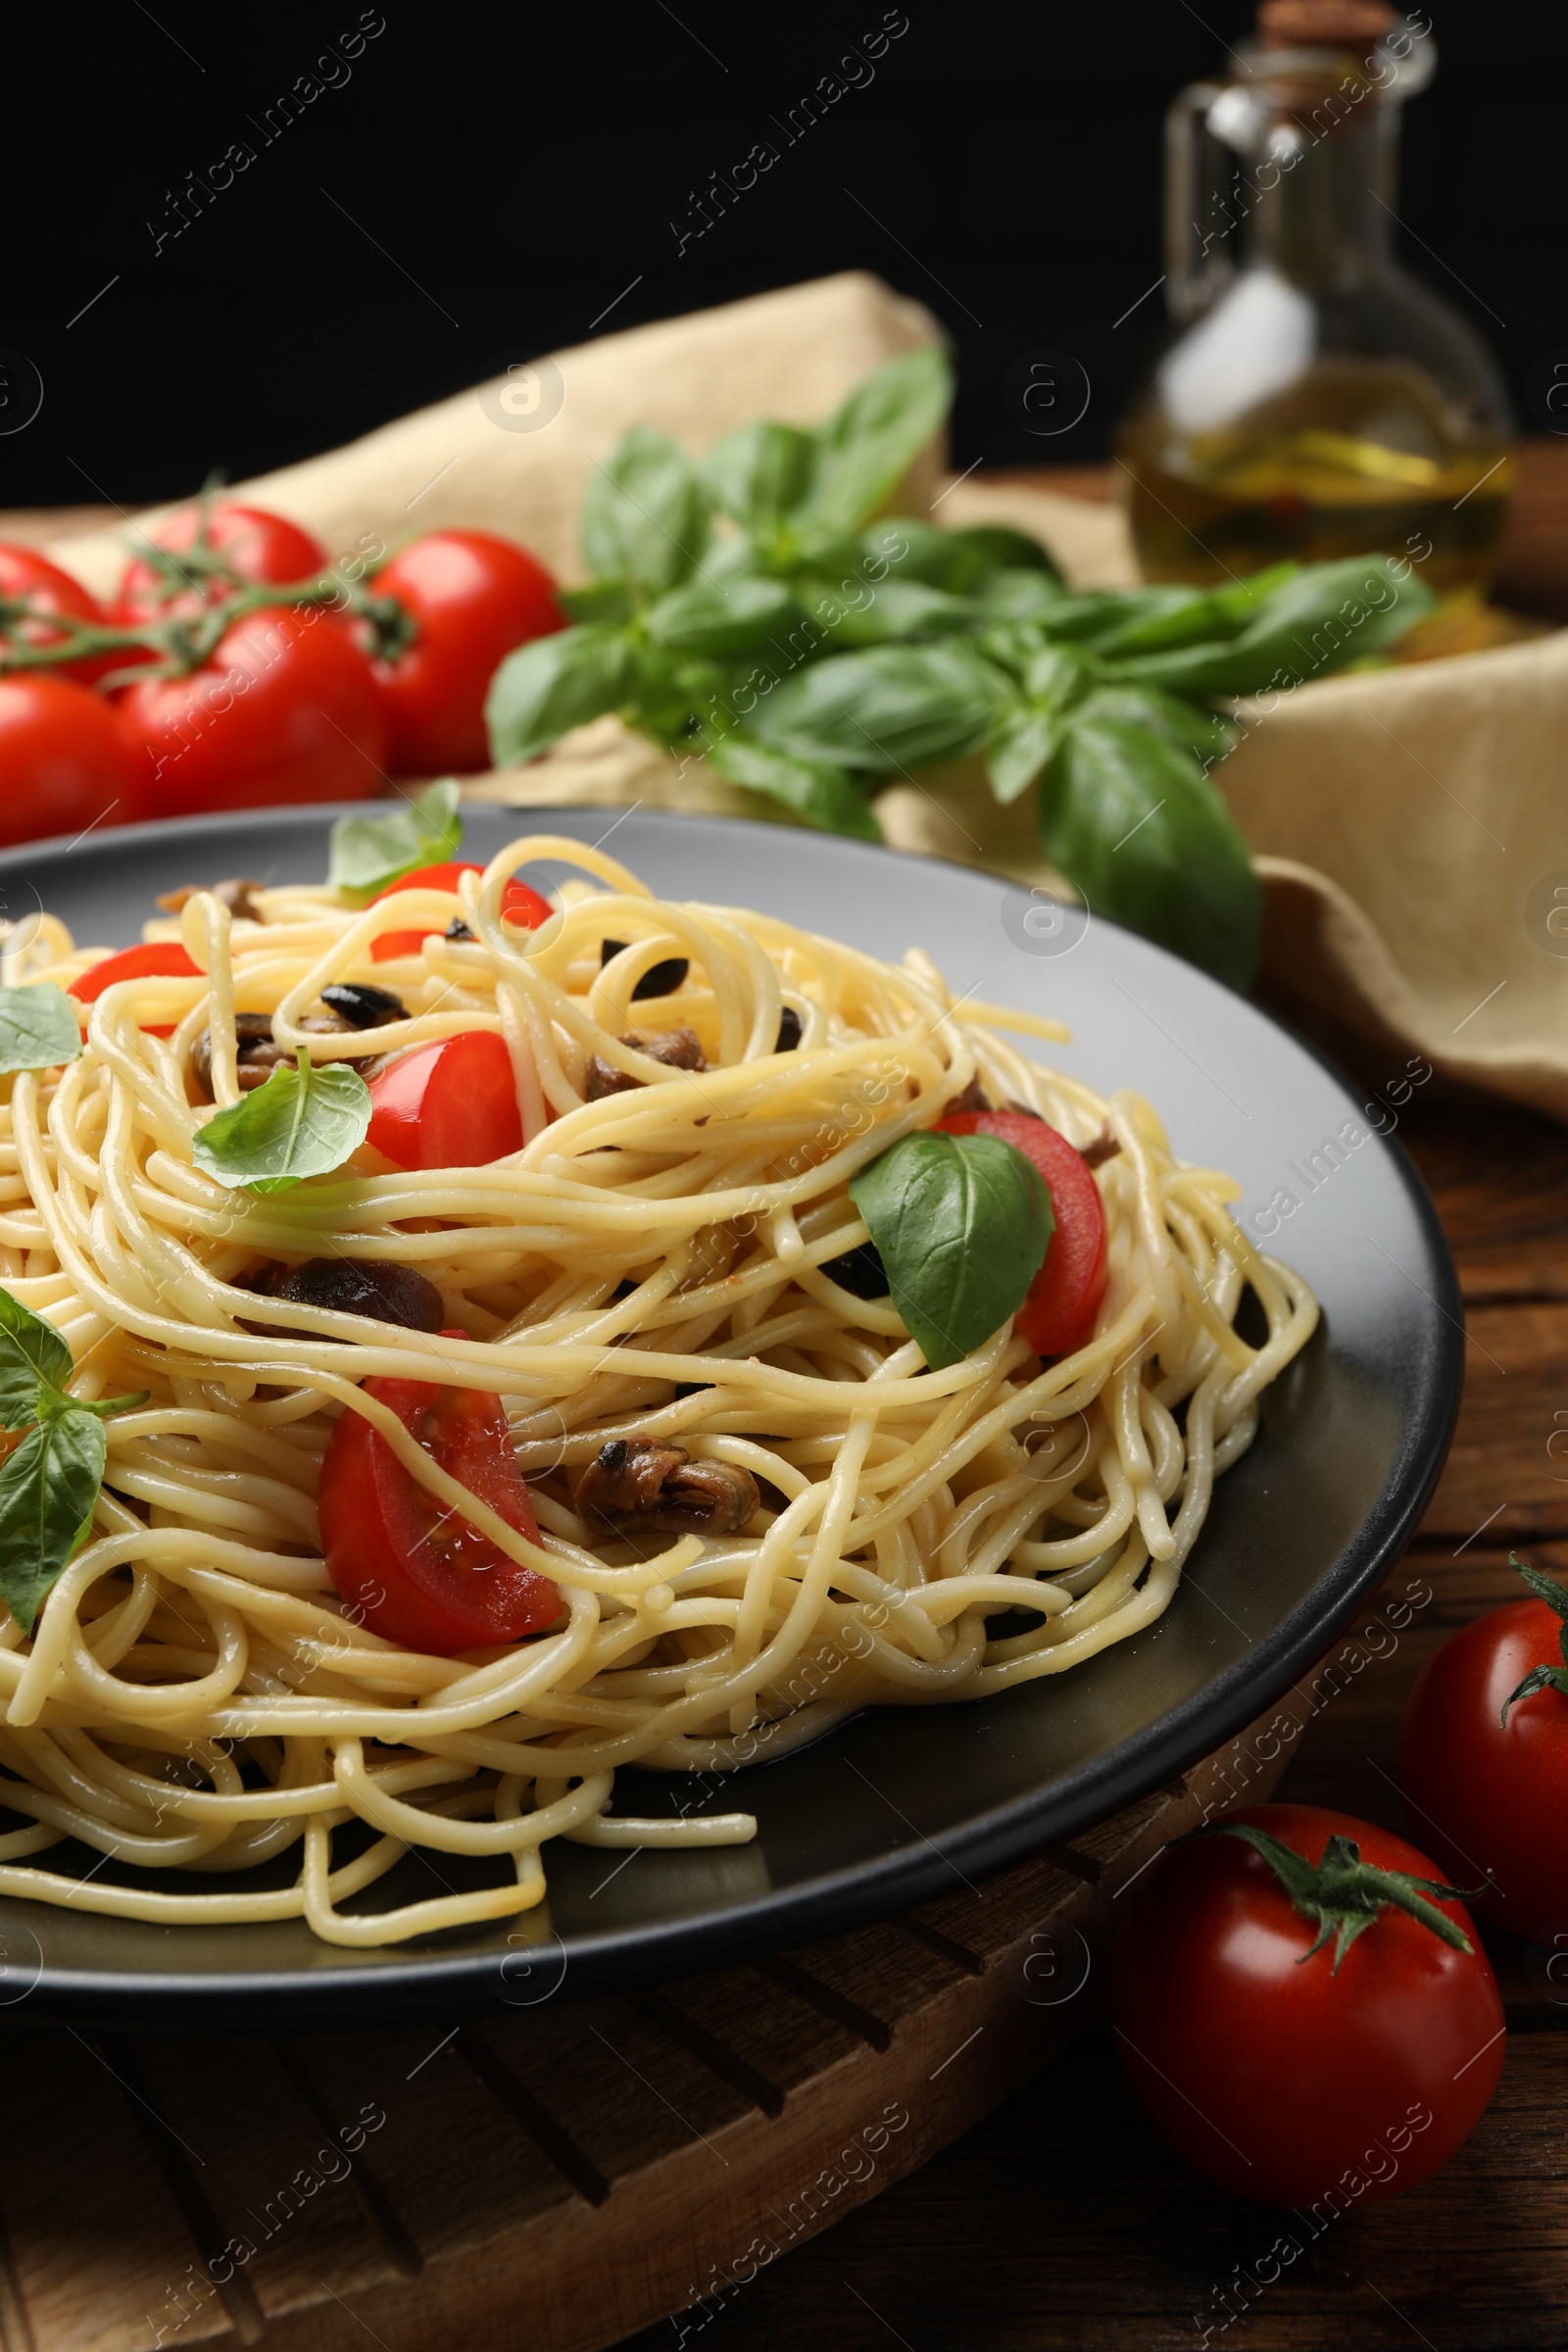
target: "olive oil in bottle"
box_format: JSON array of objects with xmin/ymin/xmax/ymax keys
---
[{"xmin": 1117, "ymin": 1, "xmax": 1514, "ymax": 625}]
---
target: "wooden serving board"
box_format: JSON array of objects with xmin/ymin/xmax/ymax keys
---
[{"xmin": 0, "ymin": 1696, "xmax": 1304, "ymax": 2352}]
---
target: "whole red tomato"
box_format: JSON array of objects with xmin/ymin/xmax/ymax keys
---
[
  {"xmin": 0, "ymin": 545, "xmax": 121, "ymax": 686},
  {"xmin": 0, "ymin": 676, "xmax": 150, "ymax": 845},
  {"xmin": 113, "ymin": 502, "xmax": 326, "ymax": 625},
  {"xmin": 1109, "ymin": 1803, "xmax": 1503, "ymax": 2208},
  {"xmin": 368, "ymin": 529, "xmax": 564, "ymax": 774},
  {"xmin": 1399, "ymin": 1559, "xmax": 1568, "ymax": 1936},
  {"xmin": 121, "ymin": 607, "xmax": 387, "ymax": 817}
]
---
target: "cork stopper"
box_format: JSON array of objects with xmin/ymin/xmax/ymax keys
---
[{"xmin": 1257, "ymin": 0, "xmax": 1397, "ymax": 44}]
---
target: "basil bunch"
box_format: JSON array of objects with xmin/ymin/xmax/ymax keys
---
[
  {"xmin": 0, "ymin": 1293, "xmax": 144, "ymax": 1634},
  {"xmin": 485, "ymin": 348, "xmax": 1437, "ymax": 989}
]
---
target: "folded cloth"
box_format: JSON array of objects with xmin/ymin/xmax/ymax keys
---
[{"xmin": 50, "ymin": 272, "xmax": 1568, "ymax": 1118}]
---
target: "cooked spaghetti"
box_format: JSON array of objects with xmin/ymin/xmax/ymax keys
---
[{"xmin": 0, "ymin": 836, "xmax": 1316, "ymax": 1946}]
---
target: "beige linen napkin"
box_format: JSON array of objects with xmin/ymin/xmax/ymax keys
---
[{"xmin": 49, "ymin": 272, "xmax": 1568, "ymax": 1118}]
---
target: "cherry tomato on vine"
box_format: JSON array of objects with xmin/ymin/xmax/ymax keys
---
[
  {"xmin": 1399, "ymin": 1555, "xmax": 1568, "ymax": 1936},
  {"xmin": 0, "ymin": 675, "xmax": 150, "ymax": 848},
  {"xmin": 367, "ymin": 529, "xmax": 565, "ymax": 775},
  {"xmin": 1109, "ymin": 1803, "xmax": 1503, "ymax": 2208},
  {"xmin": 113, "ymin": 503, "xmax": 326, "ymax": 624},
  {"xmin": 0, "ymin": 545, "xmax": 122, "ymax": 686},
  {"xmin": 939, "ymin": 1108, "xmax": 1107, "ymax": 1355},
  {"xmin": 318, "ymin": 1328, "xmax": 558, "ymax": 1653},
  {"xmin": 120, "ymin": 606, "xmax": 387, "ymax": 817},
  {"xmin": 366, "ymin": 1030, "xmax": 523, "ymax": 1170},
  {"xmin": 368, "ymin": 859, "xmax": 553, "ymax": 962}
]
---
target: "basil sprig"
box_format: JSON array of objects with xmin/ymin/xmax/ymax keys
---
[
  {"xmin": 483, "ymin": 346, "xmax": 1438, "ymax": 990},
  {"xmin": 0, "ymin": 1291, "xmax": 145, "ymax": 1634},
  {"xmin": 849, "ymin": 1130, "xmax": 1054, "ymax": 1372},
  {"xmin": 328, "ymin": 779, "xmax": 463, "ymax": 901},
  {"xmin": 0, "ymin": 984, "xmax": 82, "ymax": 1076},
  {"xmin": 192, "ymin": 1051, "xmax": 372, "ymax": 1193}
]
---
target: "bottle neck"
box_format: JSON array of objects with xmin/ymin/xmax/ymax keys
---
[{"xmin": 1244, "ymin": 94, "xmax": 1399, "ymax": 286}]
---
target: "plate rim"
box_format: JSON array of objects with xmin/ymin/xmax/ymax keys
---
[{"xmin": 0, "ymin": 802, "xmax": 1464, "ymax": 2022}]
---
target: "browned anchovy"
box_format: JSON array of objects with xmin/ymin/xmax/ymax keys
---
[
  {"xmin": 585, "ymin": 1028, "xmax": 707, "ymax": 1102},
  {"xmin": 575, "ymin": 1438, "xmax": 758, "ymax": 1538},
  {"xmin": 190, "ymin": 997, "xmax": 404, "ymax": 1096},
  {"xmin": 947, "ymin": 1075, "xmax": 992, "ymax": 1116},
  {"xmin": 1080, "ymin": 1127, "xmax": 1122, "ymax": 1169}
]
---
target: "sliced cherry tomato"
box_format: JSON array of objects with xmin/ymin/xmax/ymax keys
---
[
  {"xmin": 367, "ymin": 1030, "xmax": 522, "ymax": 1170},
  {"xmin": 1109, "ymin": 1803, "xmax": 1503, "ymax": 2208},
  {"xmin": 113, "ymin": 503, "xmax": 326, "ymax": 625},
  {"xmin": 939, "ymin": 1108, "xmax": 1107, "ymax": 1355},
  {"xmin": 318, "ymin": 1328, "xmax": 558, "ymax": 1653},
  {"xmin": 369, "ymin": 860, "xmax": 553, "ymax": 963},
  {"xmin": 0, "ymin": 545, "xmax": 122, "ymax": 686},
  {"xmin": 1399, "ymin": 1572, "xmax": 1568, "ymax": 1936},
  {"xmin": 70, "ymin": 941, "xmax": 200, "ymax": 1039},
  {"xmin": 367, "ymin": 529, "xmax": 565, "ymax": 775},
  {"xmin": 121, "ymin": 606, "xmax": 387, "ymax": 818},
  {"xmin": 0, "ymin": 676, "xmax": 151, "ymax": 849}
]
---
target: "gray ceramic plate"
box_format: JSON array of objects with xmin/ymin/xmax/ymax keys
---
[{"xmin": 0, "ymin": 806, "xmax": 1460, "ymax": 2022}]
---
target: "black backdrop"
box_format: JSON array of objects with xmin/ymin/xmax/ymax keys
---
[{"xmin": 6, "ymin": 1, "xmax": 1561, "ymax": 510}]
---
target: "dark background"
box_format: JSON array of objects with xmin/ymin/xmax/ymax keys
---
[{"xmin": 6, "ymin": 0, "xmax": 1562, "ymax": 510}]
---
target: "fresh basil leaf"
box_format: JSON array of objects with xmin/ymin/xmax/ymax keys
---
[
  {"xmin": 704, "ymin": 421, "xmax": 817, "ymax": 536},
  {"xmin": 801, "ymin": 348, "xmax": 953, "ymax": 535},
  {"xmin": 795, "ymin": 576, "xmax": 972, "ymax": 646},
  {"xmin": 1041, "ymin": 719, "xmax": 1261, "ymax": 990},
  {"xmin": 1095, "ymin": 565, "xmax": 1299, "ymax": 657},
  {"xmin": 644, "ymin": 574, "xmax": 799, "ymax": 657},
  {"xmin": 557, "ymin": 579, "xmax": 635, "ymax": 626},
  {"xmin": 0, "ymin": 983, "xmax": 82, "ymax": 1077},
  {"xmin": 581, "ymin": 426, "xmax": 711, "ymax": 595},
  {"xmin": 930, "ymin": 525, "xmax": 1059, "ymax": 593},
  {"xmin": 859, "ymin": 520, "xmax": 1059, "ymax": 594},
  {"xmin": 850, "ymin": 1131, "xmax": 1054, "ymax": 1372},
  {"xmin": 486, "ymin": 623, "xmax": 640, "ymax": 765},
  {"xmin": 974, "ymin": 569, "xmax": 1075, "ymax": 626},
  {"xmin": 0, "ymin": 1289, "xmax": 74, "ymax": 1429},
  {"xmin": 1108, "ymin": 556, "xmax": 1438, "ymax": 697},
  {"xmin": 328, "ymin": 780, "xmax": 462, "ymax": 903},
  {"xmin": 192, "ymin": 1052, "xmax": 373, "ymax": 1194},
  {"xmin": 1074, "ymin": 682, "xmax": 1236, "ymax": 764},
  {"xmin": 987, "ymin": 707, "xmax": 1063, "ymax": 806},
  {"xmin": 752, "ymin": 643, "xmax": 1013, "ymax": 774},
  {"xmin": 708, "ymin": 736, "xmax": 881, "ymax": 842},
  {"xmin": 1020, "ymin": 587, "xmax": 1194, "ymax": 651},
  {"xmin": 0, "ymin": 1407, "xmax": 107, "ymax": 1636}
]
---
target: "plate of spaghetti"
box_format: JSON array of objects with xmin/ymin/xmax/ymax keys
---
[{"xmin": 0, "ymin": 805, "xmax": 1459, "ymax": 2019}]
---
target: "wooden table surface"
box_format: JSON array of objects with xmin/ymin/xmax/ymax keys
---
[{"xmin": 7, "ymin": 459, "xmax": 1567, "ymax": 2350}]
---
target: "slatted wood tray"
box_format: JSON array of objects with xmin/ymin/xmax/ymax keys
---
[{"xmin": 0, "ymin": 1693, "xmax": 1304, "ymax": 2352}]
